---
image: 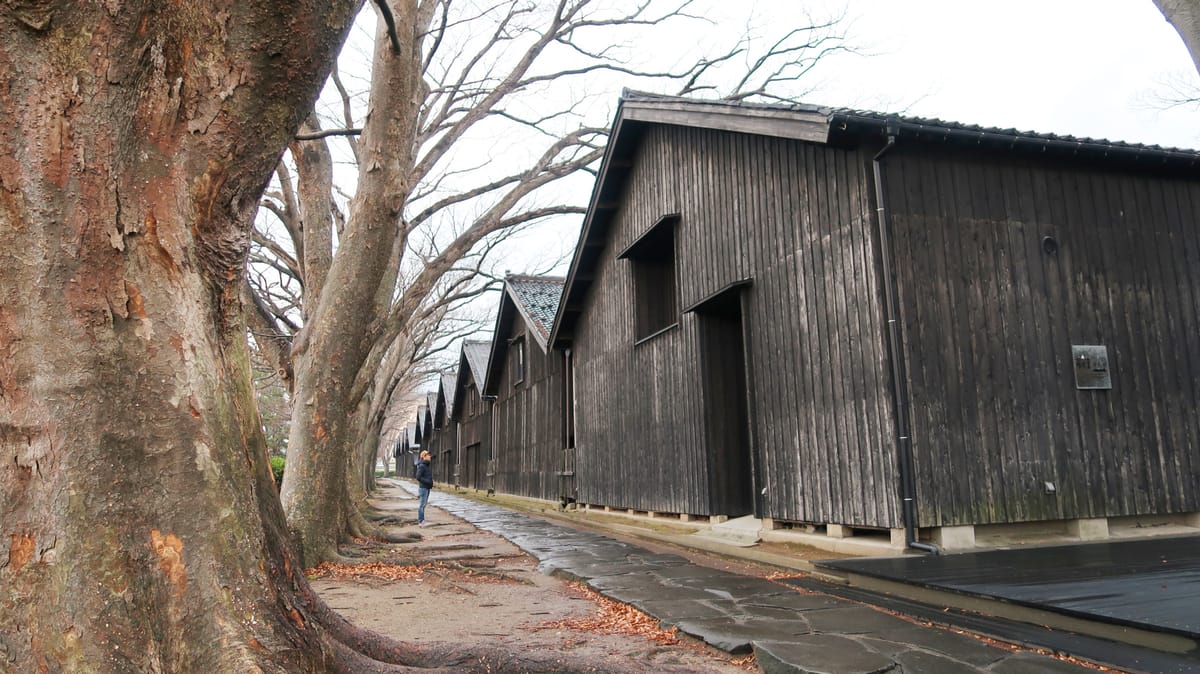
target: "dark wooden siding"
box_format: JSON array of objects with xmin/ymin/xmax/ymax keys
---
[
  {"xmin": 453, "ymin": 381, "xmax": 491, "ymax": 491},
  {"xmin": 424, "ymin": 423, "xmax": 452, "ymax": 484},
  {"xmin": 491, "ymin": 327, "xmax": 567, "ymax": 502},
  {"xmin": 574, "ymin": 130, "xmax": 710, "ymax": 514},
  {"xmin": 572, "ymin": 125, "xmax": 900, "ymax": 525},
  {"xmin": 887, "ymin": 147, "xmax": 1200, "ymax": 526}
]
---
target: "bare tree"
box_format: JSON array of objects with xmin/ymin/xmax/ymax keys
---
[
  {"xmin": 0, "ymin": 1, "xmax": 716, "ymax": 670},
  {"xmin": 245, "ymin": 0, "xmax": 850, "ymax": 567},
  {"xmin": 0, "ymin": 2, "xmax": 373, "ymax": 669}
]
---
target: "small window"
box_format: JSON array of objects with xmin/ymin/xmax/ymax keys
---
[
  {"xmin": 619, "ymin": 214, "xmax": 679, "ymax": 340},
  {"xmin": 513, "ymin": 338, "xmax": 526, "ymax": 385},
  {"xmin": 466, "ymin": 384, "xmax": 477, "ymax": 417}
]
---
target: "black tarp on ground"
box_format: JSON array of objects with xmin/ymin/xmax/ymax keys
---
[{"xmin": 815, "ymin": 535, "xmax": 1200, "ymax": 639}]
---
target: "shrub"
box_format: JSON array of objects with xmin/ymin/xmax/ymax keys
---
[{"xmin": 269, "ymin": 456, "xmax": 286, "ymax": 487}]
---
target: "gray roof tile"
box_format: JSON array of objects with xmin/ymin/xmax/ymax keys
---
[
  {"xmin": 463, "ymin": 340, "xmax": 491, "ymax": 387},
  {"xmin": 507, "ymin": 275, "xmax": 565, "ymax": 348}
]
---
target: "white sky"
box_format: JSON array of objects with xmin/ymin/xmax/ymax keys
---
[
  {"xmin": 789, "ymin": 0, "xmax": 1200, "ymax": 147},
  {"xmin": 319, "ymin": 1, "xmax": 1200, "ymax": 379},
  {"xmin": 487, "ymin": 0, "xmax": 1200, "ymax": 278}
]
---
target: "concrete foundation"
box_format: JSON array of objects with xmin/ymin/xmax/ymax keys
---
[
  {"xmin": 1069, "ymin": 518, "xmax": 1110, "ymax": 541},
  {"xmin": 827, "ymin": 524, "xmax": 853, "ymax": 539},
  {"xmin": 934, "ymin": 525, "xmax": 977, "ymax": 551}
]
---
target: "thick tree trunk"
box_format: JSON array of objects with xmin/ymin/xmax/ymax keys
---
[
  {"xmin": 355, "ymin": 394, "xmax": 380, "ymax": 494},
  {"xmin": 281, "ymin": 1, "xmax": 426, "ymax": 567},
  {"xmin": 0, "ymin": 3, "xmax": 361, "ymax": 670},
  {"xmin": 0, "ymin": 5, "xmax": 717, "ymax": 673}
]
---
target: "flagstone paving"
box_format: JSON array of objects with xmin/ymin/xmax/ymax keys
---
[{"xmin": 402, "ymin": 484, "xmax": 1101, "ymax": 674}]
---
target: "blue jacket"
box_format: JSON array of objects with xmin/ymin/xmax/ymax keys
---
[{"xmin": 415, "ymin": 460, "xmax": 433, "ymax": 489}]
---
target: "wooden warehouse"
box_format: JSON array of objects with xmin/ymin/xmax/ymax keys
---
[
  {"xmin": 397, "ymin": 423, "xmax": 417, "ymax": 473},
  {"xmin": 548, "ymin": 91, "xmax": 1200, "ymax": 550},
  {"xmin": 449, "ymin": 339, "xmax": 493, "ymax": 491},
  {"xmin": 483, "ymin": 275, "xmax": 571, "ymax": 503},
  {"xmin": 428, "ymin": 372, "xmax": 457, "ymax": 482},
  {"xmin": 417, "ymin": 393, "xmax": 445, "ymax": 482}
]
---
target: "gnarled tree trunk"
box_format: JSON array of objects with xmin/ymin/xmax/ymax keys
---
[
  {"xmin": 0, "ymin": 2, "xmax": 361, "ymax": 669},
  {"xmin": 0, "ymin": 4, "xmax": 702, "ymax": 672},
  {"xmin": 280, "ymin": 0, "xmax": 428, "ymax": 567}
]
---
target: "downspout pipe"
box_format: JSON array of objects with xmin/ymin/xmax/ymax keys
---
[
  {"xmin": 872, "ymin": 126, "xmax": 940, "ymax": 556},
  {"xmin": 561, "ymin": 348, "xmax": 576, "ymax": 508},
  {"xmin": 484, "ymin": 394, "xmax": 498, "ymax": 495}
]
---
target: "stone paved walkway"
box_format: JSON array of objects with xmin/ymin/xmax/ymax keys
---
[{"xmin": 400, "ymin": 483, "xmax": 1097, "ymax": 674}]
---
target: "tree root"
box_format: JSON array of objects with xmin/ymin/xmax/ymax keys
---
[
  {"xmin": 443, "ymin": 560, "xmax": 534, "ymax": 586},
  {"xmin": 375, "ymin": 531, "xmax": 422, "ymax": 543},
  {"xmin": 320, "ymin": 611, "xmax": 693, "ymax": 673},
  {"xmin": 293, "ymin": 492, "xmax": 696, "ymax": 671},
  {"xmin": 317, "ymin": 549, "xmax": 373, "ymax": 566},
  {"xmin": 368, "ymin": 515, "xmax": 409, "ymax": 525}
]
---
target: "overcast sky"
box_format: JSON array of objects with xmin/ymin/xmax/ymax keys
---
[
  {"xmin": 420, "ymin": 0, "xmax": 1200, "ymax": 312},
  {"xmin": 786, "ymin": 0, "xmax": 1199, "ymax": 148},
  {"xmin": 323, "ymin": 0, "xmax": 1200, "ymax": 373},
  {"xmin": 483, "ymin": 0, "xmax": 1200, "ymax": 278}
]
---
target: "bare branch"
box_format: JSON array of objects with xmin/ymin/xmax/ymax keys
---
[
  {"xmin": 330, "ymin": 65, "xmax": 360, "ymax": 161},
  {"xmin": 421, "ymin": 0, "xmax": 451, "ymax": 75},
  {"xmin": 295, "ymin": 127, "xmax": 364, "ymax": 141},
  {"xmin": 372, "ymin": 0, "xmax": 402, "ymax": 55}
]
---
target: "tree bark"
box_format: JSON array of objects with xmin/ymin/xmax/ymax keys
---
[
  {"xmin": 1156, "ymin": 0, "xmax": 1200, "ymax": 76},
  {"xmin": 0, "ymin": 4, "xmax": 742, "ymax": 672},
  {"xmin": 0, "ymin": 2, "xmax": 362, "ymax": 669},
  {"xmin": 289, "ymin": 113, "xmax": 336, "ymax": 324},
  {"xmin": 281, "ymin": 0, "xmax": 428, "ymax": 567}
]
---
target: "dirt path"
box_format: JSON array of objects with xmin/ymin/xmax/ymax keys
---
[{"xmin": 311, "ymin": 483, "xmax": 756, "ymax": 672}]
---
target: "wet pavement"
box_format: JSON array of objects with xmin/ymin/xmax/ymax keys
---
[
  {"xmin": 399, "ymin": 483, "xmax": 1102, "ymax": 674},
  {"xmin": 817, "ymin": 536, "xmax": 1200, "ymax": 641}
]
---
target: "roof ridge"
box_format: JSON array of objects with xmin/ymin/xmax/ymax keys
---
[
  {"xmin": 620, "ymin": 89, "xmax": 1200, "ymax": 156},
  {"xmin": 507, "ymin": 273, "xmax": 566, "ymax": 283}
]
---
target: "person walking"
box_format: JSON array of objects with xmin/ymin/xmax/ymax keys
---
[{"xmin": 415, "ymin": 450, "xmax": 433, "ymax": 527}]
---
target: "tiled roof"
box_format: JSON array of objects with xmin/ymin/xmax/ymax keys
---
[
  {"xmin": 415, "ymin": 405, "xmax": 428, "ymax": 436},
  {"xmin": 507, "ymin": 275, "xmax": 565, "ymax": 349},
  {"xmin": 463, "ymin": 340, "xmax": 491, "ymax": 386},
  {"xmin": 439, "ymin": 372, "xmax": 456, "ymax": 417}
]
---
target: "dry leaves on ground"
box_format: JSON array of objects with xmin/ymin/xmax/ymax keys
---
[
  {"xmin": 307, "ymin": 561, "xmax": 432, "ymax": 582},
  {"xmin": 306, "ymin": 560, "xmax": 531, "ymax": 586},
  {"xmin": 528, "ymin": 584, "xmax": 760, "ymax": 671},
  {"xmin": 528, "ymin": 582, "xmax": 681, "ymax": 645}
]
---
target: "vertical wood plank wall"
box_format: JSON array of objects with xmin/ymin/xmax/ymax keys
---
[
  {"xmin": 428, "ymin": 387, "xmax": 454, "ymax": 486},
  {"xmin": 887, "ymin": 147, "xmax": 1200, "ymax": 527},
  {"xmin": 492, "ymin": 326, "xmax": 566, "ymax": 502},
  {"xmin": 455, "ymin": 380, "xmax": 491, "ymax": 491},
  {"xmin": 572, "ymin": 125, "xmax": 900, "ymax": 526}
]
